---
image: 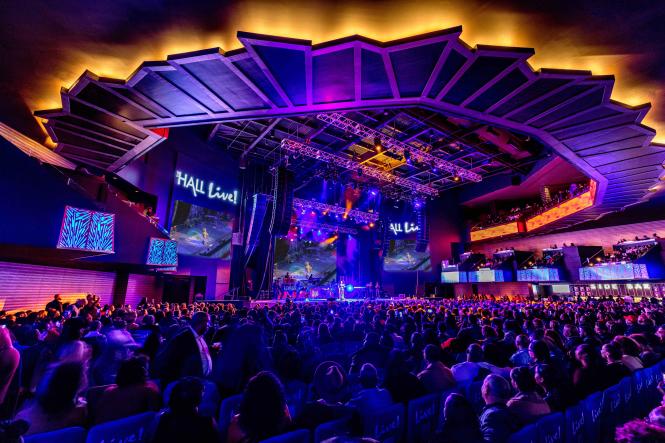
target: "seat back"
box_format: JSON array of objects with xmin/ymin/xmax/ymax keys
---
[
  {"xmin": 536, "ymin": 412, "xmax": 564, "ymax": 443},
  {"xmin": 260, "ymin": 429, "xmax": 310, "ymax": 443},
  {"xmin": 362, "ymin": 403, "xmax": 405, "ymax": 443},
  {"xmin": 507, "ymin": 423, "xmax": 538, "ymax": 443},
  {"xmin": 407, "ymin": 393, "xmax": 438, "ymax": 443},
  {"xmin": 601, "ymin": 385, "xmax": 622, "ymax": 440},
  {"xmin": 619, "ymin": 376, "xmax": 633, "ymax": 423},
  {"xmin": 581, "ymin": 392, "xmax": 603, "ymax": 443},
  {"xmin": 314, "ymin": 417, "xmax": 352, "ymax": 443},
  {"xmin": 564, "ymin": 404, "xmax": 585, "ymax": 443},
  {"xmin": 25, "ymin": 427, "xmax": 86, "ymax": 443},
  {"xmin": 86, "ymin": 411, "xmax": 156, "ymax": 443}
]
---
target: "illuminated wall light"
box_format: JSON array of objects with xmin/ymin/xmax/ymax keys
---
[
  {"xmin": 57, "ymin": 206, "xmax": 115, "ymax": 253},
  {"xmin": 146, "ymin": 237, "xmax": 178, "ymax": 266}
]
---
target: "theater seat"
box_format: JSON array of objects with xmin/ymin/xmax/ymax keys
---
[
  {"xmin": 362, "ymin": 403, "xmax": 405, "ymax": 443},
  {"xmin": 536, "ymin": 412, "xmax": 564, "ymax": 443},
  {"xmin": 85, "ymin": 411, "xmax": 156, "ymax": 443},
  {"xmin": 407, "ymin": 393, "xmax": 438, "ymax": 443},
  {"xmin": 581, "ymin": 392, "xmax": 603, "ymax": 443},
  {"xmin": 313, "ymin": 417, "xmax": 352, "ymax": 443},
  {"xmin": 507, "ymin": 423, "xmax": 537, "ymax": 443},
  {"xmin": 564, "ymin": 404, "xmax": 584, "ymax": 443},
  {"xmin": 259, "ymin": 429, "xmax": 310, "ymax": 443},
  {"xmin": 619, "ymin": 376, "xmax": 633, "ymax": 423},
  {"xmin": 600, "ymin": 385, "xmax": 622, "ymax": 440},
  {"xmin": 24, "ymin": 426, "xmax": 86, "ymax": 443}
]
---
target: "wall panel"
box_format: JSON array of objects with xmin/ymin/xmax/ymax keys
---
[{"xmin": 0, "ymin": 261, "xmax": 114, "ymax": 312}]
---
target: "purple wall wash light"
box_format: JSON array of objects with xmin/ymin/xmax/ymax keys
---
[{"xmin": 57, "ymin": 206, "xmax": 115, "ymax": 253}]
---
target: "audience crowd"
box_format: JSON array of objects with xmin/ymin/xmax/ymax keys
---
[
  {"xmin": 471, "ymin": 182, "xmax": 590, "ymax": 231},
  {"xmin": 1, "ymin": 293, "xmax": 665, "ymax": 442}
]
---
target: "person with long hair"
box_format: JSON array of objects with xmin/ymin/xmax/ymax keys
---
[
  {"xmin": 152, "ymin": 377, "xmax": 218, "ymax": 443},
  {"xmin": 16, "ymin": 361, "xmax": 86, "ymax": 434},
  {"xmin": 227, "ymin": 371, "xmax": 291, "ymax": 443}
]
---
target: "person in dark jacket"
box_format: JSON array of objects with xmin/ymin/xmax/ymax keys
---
[
  {"xmin": 156, "ymin": 312, "xmax": 212, "ymax": 384},
  {"xmin": 349, "ymin": 332, "xmax": 390, "ymax": 374},
  {"xmin": 382, "ymin": 350, "xmax": 426, "ymax": 403},
  {"xmin": 479, "ymin": 374, "xmax": 519, "ymax": 443}
]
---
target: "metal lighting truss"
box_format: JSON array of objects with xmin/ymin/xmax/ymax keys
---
[
  {"xmin": 317, "ymin": 112, "xmax": 483, "ymax": 183},
  {"xmin": 293, "ymin": 219, "xmax": 358, "ymax": 235},
  {"xmin": 293, "ymin": 198, "xmax": 379, "ymax": 223},
  {"xmin": 280, "ymin": 139, "xmax": 438, "ymax": 196}
]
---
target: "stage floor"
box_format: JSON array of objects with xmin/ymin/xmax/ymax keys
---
[{"xmin": 249, "ymin": 297, "xmax": 410, "ymax": 307}]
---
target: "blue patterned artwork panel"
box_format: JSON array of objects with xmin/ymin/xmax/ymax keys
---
[{"xmin": 57, "ymin": 206, "xmax": 115, "ymax": 253}]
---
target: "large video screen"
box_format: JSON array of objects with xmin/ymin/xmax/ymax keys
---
[
  {"xmin": 274, "ymin": 233, "xmax": 337, "ymax": 283},
  {"xmin": 384, "ymin": 239, "xmax": 431, "ymax": 271},
  {"xmin": 169, "ymin": 200, "xmax": 234, "ymax": 259}
]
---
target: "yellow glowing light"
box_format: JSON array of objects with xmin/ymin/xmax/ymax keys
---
[{"xmin": 27, "ymin": 0, "xmax": 663, "ymax": 143}]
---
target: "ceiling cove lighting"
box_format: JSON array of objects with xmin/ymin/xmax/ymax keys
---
[
  {"xmin": 317, "ymin": 113, "xmax": 482, "ymax": 183},
  {"xmin": 281, "ymin": 139, "xmax": 438, "ymax": 196}
]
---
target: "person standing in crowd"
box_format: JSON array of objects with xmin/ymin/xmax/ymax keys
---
[
  {"xmin": 157, "ymin": 311, "xmax": 212, "ymax": 384},
  {"xmin": 347, "ymin": 363, "xmax": 393, "ymax": 411}
]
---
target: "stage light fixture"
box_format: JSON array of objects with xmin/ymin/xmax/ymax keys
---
[
  {"xmin": 452, "ymin": 175, "xmax": 461, "ymax": 182},
  {"xmin": 317, "ymin": 113, "xmax": 481, "ymax": 183},
  {"xmin": 374, "ymin": 137, "xmax": 383, "ymax": 152}
]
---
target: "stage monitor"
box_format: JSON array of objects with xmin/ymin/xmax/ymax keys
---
[
  {"xmin": 384, "ymin": 239, "xmax": 431, "ymax": 272},
  {"xmin": 274, "ymin": 232, "xmax": 337, "ymax": 283},
  {"xmin": 169, "ymin": 200, "xmax": 234, "ymax": 259}
]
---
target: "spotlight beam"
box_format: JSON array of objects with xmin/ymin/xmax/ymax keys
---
[
  {"xmin": 281, "ymin": 139, "xmax": 438, "ymax": 196},
  {"xmin": 317, "ymin": 112, "xmax": 482, "ymax": 183}
]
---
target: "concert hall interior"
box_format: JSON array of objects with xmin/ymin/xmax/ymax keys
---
[{"xmin": 2, "ymin": 1, "xmax": 665, "ymax": 442}]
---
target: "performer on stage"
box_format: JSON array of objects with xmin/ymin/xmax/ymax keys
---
[{"xmin": 338, "ymin": 277, "xmax": 345, "ymax": 300}]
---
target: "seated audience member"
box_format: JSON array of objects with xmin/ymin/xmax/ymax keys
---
[
  {"xmin": 383, "ymin": 350, "xmax": 426, "ymax": 403},
  {"xmin": 417, "ymin": 345, "xmax": 456, "ymax": 392},
  {"xmin": 152, "ymin": 377, "xmax": 218, "ymax": 443},
  {"xmin": 296, "ymin": 361, "xmax": 352, "ymax": 430},
  {"xmin": 509, "ymin": 335, "xmax": 532, "ymax": 367},
  {"xmin": 601, "ymin": 342, "xmax": 632, "ymax": 387},
  {"xmin": 614, "ymin": 336, "xmax": 645, "ymax": 371},
  {"xmin": 479, "ymin": 374, "xmax": 518, "ymax": 443},
  {"xmin": 349, "ymin": 332, "xmax": 390, "ymax": 374},
  {"xmin": 228, "ymin": 371, "xmax": 291, "ymax": 443},
  {"xmin": 0, "ymin": 327, "xmax": 20, "ymax": 408},
  {"xmin": 573, "ymin": 344, "xmax": 606, "ymax": 399},
  {"xmin": 93, "ymin": 356, "xmax": 162, "ymax": 424},
  {"xmin": 534, "ymin": 364, "xmax": 575, "ymax": 412},
  {"xmin": 507, "ymin": 366, "xmax": 551, "ymax": 424},
  {"xmin": 434, "ymin": 393, "xmax": 483, "ymax": 443},
  {"xmin": 17, "ymin": 362, "xmax": 86, "ymax": 435},
  {"xmin": 452, "ymin": 344, "xmax": 493, "ymax": 385},
  {"xmin": 347, "ymin": 363, "xmax": 393, "ymax": 411},
  {"xmin": 616, "ymin": 419, "xmax": 665, "ymax": 443}
]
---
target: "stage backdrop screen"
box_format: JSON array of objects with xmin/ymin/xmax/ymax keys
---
[
  {"xmin": 170, "ymin": 200, "xmax": 233, "ymax": 259},
  {"xmin": 384, "ymin": 239, "xmax": 432, "ymax": 271},
  {"xmin": 274, "ymin": 233, "xmax": 337, "ymax": 283}
]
